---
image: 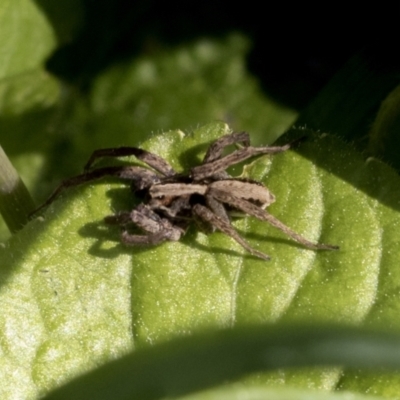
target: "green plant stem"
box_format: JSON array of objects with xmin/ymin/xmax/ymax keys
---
[{"xmin": 0, "ymin": 145, "xmax": 35, "ymax": 233}]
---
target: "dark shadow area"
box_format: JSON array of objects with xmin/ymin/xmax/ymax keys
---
[
  {"xmin": 33, "ymin": 0, "xmax": 392, "ymax": 108},
  {"xmin": 179, "ymin": 230, "xmax": 271, "ymax": 261},
  {"xmin": 78, "ymin": 220, "xmax": 134, "ymax": 259},
  {"xmin": 296, "ymin": 43, "xmax": 400, "ymax": 148},
  {"xmin": 78, "ymin": 215, "xmax": 278, "ymax": 262},
  {"xmin": 0, "ymin": 110, "xmax": 57, "ymax": 155}
]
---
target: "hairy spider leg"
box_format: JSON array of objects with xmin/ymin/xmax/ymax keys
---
[
  {"xmin": 121, "ymin": 230, "xmax": 180, "ymax": 246},
  {"xmin": 203, "ymin": 131, "xmax": 251, "ymax": 163},
  {"xmin": 192, "ymin": 196, "xmax": 231, "ymax": 235},
  {"xmin": 30, "ymin": 166, "xmax": 159, "ymax": 217},
  {"xmin": 149, "ymin": 195, "xmax": 192, "ymax": 219},
  {"xmin": 205, "ymin": 195, "xmax": 230, "ymax": 225},
  {"xmin": 209, "ymin": 188, "xmax": 339, "ymax": 251},
  {"xmin": 119, "ymin": 204, "xmax": 185, "ymax": 246},
  {"xmin": 192, "ymin": 203, "xmax": 271, "ymax": 261},
  {"xmin": 131, "ymin": 204, "xmax": 176, "ymax": 233},
  {"xmin": 192, "ymin": 143, "xmax": 292, "ymax": 181},
  {"xmin": 84, "ymin": 146, "xmax": 177, "ymax": 177},
  {"xmin": 105, "ymin": 205, "xmax": 167, "ymax": 231}
]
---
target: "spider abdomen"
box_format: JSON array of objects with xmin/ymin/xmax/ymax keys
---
[{"xmin": 208, "ymin": 180, "xmax": 275, "ymax": 209}]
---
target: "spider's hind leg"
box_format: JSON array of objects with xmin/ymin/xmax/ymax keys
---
[
  {"xmin": 192, "ymin": 203, "xmax": 270, "ymax": 261},
  {"xmin": 209, "ymin": 188, "xmax": 339, "ymax": 251},
  {"xmin": 191, "ymin": 194, "xmax": 230, "ymax": 234}
]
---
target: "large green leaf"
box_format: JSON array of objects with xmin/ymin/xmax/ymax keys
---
[
  {"xmin": 41, "ymin": 324, "xmax": 400, "ymax": 400},
  {"xmin": 3, "ymin": 121, "xmax": 400, "ymax": 398}
]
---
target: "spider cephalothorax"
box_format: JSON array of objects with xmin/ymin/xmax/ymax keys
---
[{"xmin": 32, "ymin": 132, "xmax": 338, "ymax": 260}]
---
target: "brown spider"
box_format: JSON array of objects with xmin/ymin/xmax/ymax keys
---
[{"xmin": 31, "ymin": 132, "xmax": 338, "ymax": 260}]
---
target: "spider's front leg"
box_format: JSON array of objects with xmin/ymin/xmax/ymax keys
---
[
  {"xmin": 203, "ymin": 132, "xmax": 250, "ymax": 163},
  {"xmin": 84, "ymin": 146, "xmax": 177, "ymax": 177},
  {"xmin": 30, "ymin": 166, "xmax": 160, "ymax": 217},
  {"xmin": 192, "ymin": 142, "xmax": 292, "ymax": 181}
]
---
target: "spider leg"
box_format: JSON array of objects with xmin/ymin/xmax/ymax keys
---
[
  {"xmin": 121, "ymin": 230, "xmax": 180, "ymax": 246},
  {"xmin": 209, "ymin": 188, "xmax": 339, "ymax": 251},
  {"xmin": 192, "ymin": 143, "xmax": 292, "ymax": 181},
  {"xmin": 118, "ymin": 204, "xmax": 185, "ymax": 246},
  {"xmin": 205, "ymin": 195, "xmax": 230, "ymax": 224},
  {"xmin": 203, "ymin": 132, "xmax": 250, "ymax": 163},
  {"xmin": 107, "ymin": 204, "xmax": 184, "ymax": 242},
  {"xmin": 132, "ymin": 205, "xmax": 183, "ymax": 235},
  {"xmin": 192, "ymin": 211, "xmax": 215, "ymax": 235},
  {"xmin": 192, "ymin": 203, "xmax": 271, "ymax": 261},
  {"xmin": 192, "ymin": 196, "xmax": 229, "ymax": 234},
  {"xmin": 84, "ymin": 146, "xmax": 176, "ymax": 177},
  {"xmin": 30, "ymin": 166, "xmax": 158, "ymax": 217},
  {"xmin": 195, "ymin": 194, "xmax": 236, "ymax": 234},
  {"xmin": 149, "ymin": 195, "xmax": 192, "ymax": 218}
]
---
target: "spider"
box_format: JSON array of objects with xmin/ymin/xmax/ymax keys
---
[{"xmin": 31, "ymin": 132, "xmax": 338, "ymax": 260}]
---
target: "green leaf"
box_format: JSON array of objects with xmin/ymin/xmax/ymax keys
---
[
  {"xmin": 184, "ymin": 385, "xmax": 387, "ymax": 400},
  {"xmin": 0, "ymin": 0, "xmax": 56, "ymax": 80},
  {"xmin": 41, "ymin": 324, "xmax": 400, "ymax": 400},
  {"xmin": 34, "ymin": 0, "xmax": 84, "ymax": 45},
  {"xmin": 86, "ymin": 34, "xmax": 296, "ymax": 147},
  {"xmin": 3, "ymin": 120, "xmax": 400, "ymax": 398},
  {"xmin": 367, "ymin": 85, "xmax": 400, "ymax": 170}
]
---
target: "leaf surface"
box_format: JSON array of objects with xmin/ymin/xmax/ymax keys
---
[
  {"xmin": 3, "ymin": 121, "xmax": 400, "ymax": 398},
  {"xmin": 0, "ymin": 0, "xmax": 56, "ymax": 79}
]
